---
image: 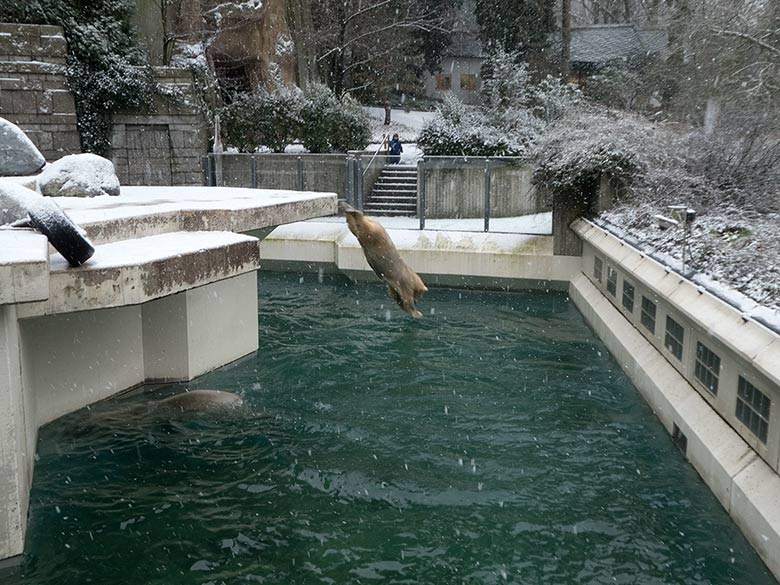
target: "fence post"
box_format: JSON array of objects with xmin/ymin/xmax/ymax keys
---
[
  {"xmin": 419, "ymin": 160, "xmax": 426, "ymax": 230},
  {"xmin": 202, "ymin": 156, "xmax": 210, "ymax": 186},
  {"xmin": 250, "ymin": 155, "xmax": 257, "ymax": 189},
  {"xmin": 297, "ymin": 156, "xmax": 304, "ymax": 191},
  {"xmin": 356, "ymin": 156, "xmax": 364, "ymax": 211},
  {"xmin": 209, "ymin": 154, "xmax": 217, "ymax": 187},
  {"xmin": 484, "ymin": 158, "xmax": 491, "ymax": 232},
  {"xmin": 344, "ymin": 156, "xmax": 352, "ymax": 207}
]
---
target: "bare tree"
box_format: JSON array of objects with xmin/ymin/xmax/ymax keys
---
[
  {"xmin": 561, "ymin": 0, "xmax": 572, "ymax": 78},
  {"xmin": 308, "ymin": 0, "xmax": 458, "ymax": 97}
]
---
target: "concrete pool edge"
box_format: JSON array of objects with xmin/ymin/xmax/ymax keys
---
[
  {"xmin": 570, "ymin": 274, "xmax": 780, "ymax": 579},
  {"xmin": 259, "ymin": 220, "xmax": 582, "ymax": 289}
]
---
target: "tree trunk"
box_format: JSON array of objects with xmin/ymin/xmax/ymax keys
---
[{"xmin": 561, "ymin": 0, "xmax": 571, "ymax": 80}]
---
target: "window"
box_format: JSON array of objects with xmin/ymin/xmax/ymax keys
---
[
  {"xmin": 694, "ymin": 342, "xmax": 720, "ymax": 395},
  {"xmin": 593, "ymin": 256, "xmax": 603, "ymax": 283},
  {"xmin": 622, "ymin": 281, "xmax": 635, "ymax": 313},
  {"xmin": 736, "ymin": 376, "xmax": 770, "ymax": 444},
  {"xmin": 606, "ymin": 266, "xmax": 617, "ymax": 297},
  {"xmin": 664, "ymin": 316, "xmax": 684, "ymax": 360},
  {"xmin": 640, "ymin": 296, "xmax": 656, "ymax": 334},
  {"xmin": 460, "ymin": 73, "xmax": 478, "ymax": 91},
  {"xmin": 435, "ymin": 74, "xmax": 451, "ymax": 90}
]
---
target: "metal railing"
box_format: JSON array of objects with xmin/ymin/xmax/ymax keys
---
[{"xmin": 201, "ymin": 153, "xmax": 551, "ymax": 235}]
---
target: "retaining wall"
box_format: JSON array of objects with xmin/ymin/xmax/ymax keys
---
[
  {"xmin": 420, "ymin": 159, "xmax": 545, "ymax": 219},
  {"xmin": 0, "ymin": 23, "xmax": 80, "ymax": 162},
  {"xmin": 0, "ymin": 22, "xmax": 207, "ymax": 185},
  {"xmin": 569, "ymin": 219, "xmax": 780, "ymax": 580},
  {"xmin": 111, "ymin": 68, "xmax": 208, "ymax": 186}
]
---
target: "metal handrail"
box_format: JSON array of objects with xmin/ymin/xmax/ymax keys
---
[{"xmin": 362, "ymin": 132, "xmax": 389, "ymax": 177}]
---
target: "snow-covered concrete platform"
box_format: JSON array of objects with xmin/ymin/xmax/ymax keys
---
[
  {"xmin": 0, "ymin": 185, "xmax": 337, "ymax": 564},
  {"xmin": 56, "ymin": 186, "xmax": 336, "ymax": 244}
]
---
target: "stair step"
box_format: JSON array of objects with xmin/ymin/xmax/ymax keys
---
[
  {"xmin": 380, "ymin": 172, "xmax": 417, "ymax": 178},
  {"xmin": 368, "ymin": 195, "xmax": 417, "ymax": 202},
  {"xmin": 364, "ymin": 209, "xmax": 416, "ymax": 217},
  {"xmin": 365, "ymin": 203, "xmax": 417, "ymax": 210},
  {"xmin": 375, "ymin": 179, "xmax": 417, "ymax": 187},
  {"xmin": 372, "ymin": 187, "xmax": 417, "ymax": 194}
]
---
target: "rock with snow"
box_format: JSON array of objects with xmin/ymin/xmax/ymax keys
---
[
  {"xmin": 38, "ymin": 154, "xmax": 121, "ymax": 198},
  {"xmin": 0, "ymin": 117, "xmax": 46, "ymax": 176},
  {"xmin": 0, "ymin": 180, "xmax": 41, "ymax": 225}
]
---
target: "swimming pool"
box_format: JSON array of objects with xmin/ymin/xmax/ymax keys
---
[{"xmin": 9, "ymin": 272, "xmax": 777, "ymax": 584}]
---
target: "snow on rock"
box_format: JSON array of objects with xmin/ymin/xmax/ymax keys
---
[
  {"xmin": 0, "ymin": 180, "xmax": 40, "ymax": 225},
  {"xmin": 38, "ymin": 154, "xmax": 120, "ymax": 198},
  {"xmin": 0, "ymin": 117, "xmax": 46, "ymax": 176}
]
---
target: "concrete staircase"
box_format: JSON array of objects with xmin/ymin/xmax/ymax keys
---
[{"xmin": 364, "ymin": 165, "xmax": 418, "ymax": 217}]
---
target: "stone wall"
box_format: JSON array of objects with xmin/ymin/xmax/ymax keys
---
[
  {"xmin": 0, "ymin": 22, "xmax": 207, "ymax": 185},
  {"xmin": 111, "ymin": 68, "xmax": 207, "ymax": 186},
  {"xmin": 0, "ymin": 23, "xmax": 81, "ymax": 162}
]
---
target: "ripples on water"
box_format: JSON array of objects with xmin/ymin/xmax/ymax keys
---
[{"xmin": 8, "ymin": 272, "xmax": 776, "ymax": 585}]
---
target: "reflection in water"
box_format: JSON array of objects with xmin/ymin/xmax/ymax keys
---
[{"xmin": 10, "ymin": 273, "xmax": 777, "ymax": 585}]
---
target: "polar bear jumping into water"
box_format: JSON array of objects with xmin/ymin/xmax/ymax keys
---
[{"xmin": 341, "ymin": 202, "xmax": 428, "ymax": 318}]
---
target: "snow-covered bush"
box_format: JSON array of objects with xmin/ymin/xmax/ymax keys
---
[
  {"xmin": 535, "ymin": 104, "xmax": 780, "ymax": 217},
  {"xmin": 418, "ymin": 94, "xmax": 532, "ymax": 157},
  {"xmin": 420, "ymin": 49, "xmax": 577, "ymax": 157},
  {"xmin": 299, "ymin": 84, "xmax": 371, "ymax": 153},
  {"xmin": 586, "ymin": 54, "xmax": 677, "ymax": 113},
  {"xmin": 220, "ymin": 84, "xmax": 370, "ymax": 153},
  {"xmin": 221, "ymin": 87, "xmax": 304, "ymax": 153},
  {"xmin": 532, "ymin": 107, "xmax": 655, "ymax": 194}
]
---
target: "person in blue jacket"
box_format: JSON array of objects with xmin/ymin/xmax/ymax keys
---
[{"xmin": 388, "ymin": 133, "xmax": 403, "ymax": 164}]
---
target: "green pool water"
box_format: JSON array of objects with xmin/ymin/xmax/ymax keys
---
[{"xmin": 8, "ymin": 272, "xmax": 777, "ymax": 585}]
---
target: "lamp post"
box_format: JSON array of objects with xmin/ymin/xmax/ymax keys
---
[{"xmin": 655, "ymin": 204, "xmax": 697, "ymax": 276}]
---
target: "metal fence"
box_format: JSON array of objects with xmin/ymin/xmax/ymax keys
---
[{"xmin": 202, "ymin": 152, "xmax": 387, "ymax": 210}]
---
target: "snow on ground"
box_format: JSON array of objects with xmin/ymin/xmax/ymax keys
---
[
  {"xmin": 603, "ymin": 206, "xmax": 780, "ymax": 315},
  {"xmin": 364, "ymin": 107, "xmax": 434, "ymax": 143}
]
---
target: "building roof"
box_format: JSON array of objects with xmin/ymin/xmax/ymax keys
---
[{"xmin": 570, "ymin": 24, "xmax": 668, "ymax": 65}]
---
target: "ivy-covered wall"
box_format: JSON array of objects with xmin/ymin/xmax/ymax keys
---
[{"xmin": 0, "ymin": 22, "xmax": 207, "ymax": 186}]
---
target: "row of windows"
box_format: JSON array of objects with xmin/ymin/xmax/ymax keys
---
[
  {"xmin": 434, "ymin": 73, "xmax": 479, "ymax": 92},
  {"xmin": 593, "ymin": 254, "xmax": 773, "ymax": 445}
]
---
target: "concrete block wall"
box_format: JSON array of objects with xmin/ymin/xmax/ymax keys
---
[
  {"xmin": 111, "ymin": 67, "xmax": 207, "ymax": 186},
  {"xmin": 0, "ymin": 23, "xmax": 207, "ymax": 184},
  {"xmin": 0, "ymin": 23, "xmax": 80, "ymax": 162}
]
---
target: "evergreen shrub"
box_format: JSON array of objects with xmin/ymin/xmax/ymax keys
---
[{"xmin": 220, "ymin": 84, "xmax": 370, "ymax": 153}]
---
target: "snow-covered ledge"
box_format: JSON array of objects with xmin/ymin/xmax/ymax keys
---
[
  {"xmin": 0, "ymin": 186, "xmax": 337, "ymax": 565},
  {"xmin": 57, "ymin": 186, "xmax": 336, "ymax": 245},
  {"xmin": 569, "ymin": 218, "xmax": 780, "ymax": 581}
]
